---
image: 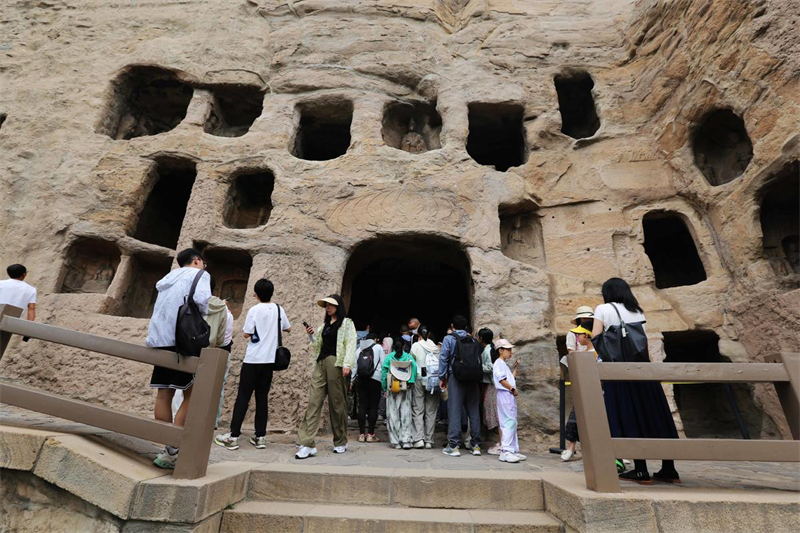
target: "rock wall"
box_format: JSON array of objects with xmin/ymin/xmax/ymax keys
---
[{"xmin": 0, "ymin": 0, "xmax": 798, "ymax": 440}]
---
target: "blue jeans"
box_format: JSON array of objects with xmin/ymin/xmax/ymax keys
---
[{"xmin": 446, "ymin": 375, "xmax": 481, "ymax": 449}]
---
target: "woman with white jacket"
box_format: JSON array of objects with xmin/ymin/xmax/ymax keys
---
[{"xmin": 409, "ymin": 326, "xmax": 441, "ymax": 449}]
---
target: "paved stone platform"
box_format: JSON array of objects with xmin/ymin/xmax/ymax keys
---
[{"xmin": 2, "ymin": 405, "xmax": 799, "ymax": 493}]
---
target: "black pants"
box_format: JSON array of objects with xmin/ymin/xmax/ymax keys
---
[
  {"xmin": 357, "ymin": 378, "xmax": 382, "ymax": 434},
  {"xmin": 230, "ymin": 363, "xmax": 274, "ymax": 438}
]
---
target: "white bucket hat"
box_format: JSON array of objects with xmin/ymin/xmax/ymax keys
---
[
  {"xmin": 495, "ymin": 339, "xmax": 515, "ymax": 350},
  {"xmin": 571, "ymin": 306, "xmax": 594, "ymax": 324}
]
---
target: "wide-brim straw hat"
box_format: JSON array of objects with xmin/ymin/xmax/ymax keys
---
[
  {"xmin": 571, "ymin": 306, "xmax": 594, "ymax": 324},
  {"xmin": 316, "ymin": 296, "xmax": 339, "ymax": 308}
]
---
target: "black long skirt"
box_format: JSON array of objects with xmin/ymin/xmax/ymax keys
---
[{"xmin": 603, "ymin": 381, "xmax": 679, "ymax": 439}]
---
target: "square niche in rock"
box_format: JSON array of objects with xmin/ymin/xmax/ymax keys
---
[
  {"xmin": 467, "ymin": 103, "xmax": 527, "ymax": 171},
  {"xmin": 204, "ymin": 85, "xmax": 265, "ymax": 138},
  {"xmin": 499, "ymin": 204, "xmax": 546, "ymax": 268},
  {"xmin": 60, "ymin": 238, "xmax": 121, "ymax": 294},
  {"xmin": 554, "ymin": 70, "xmax": 601, "ymax": 139},
  {"xmin": 96, "ymin": 65, "xmax": 194, "ymax": 140},
  {"xmin": 118, "ymin": 253, "xmax": 173, "ymax": 318},
  {"xmin": 202, "ymin": 247, "xmax": 253, "ymax": 318},
  {"xmin": 223, "ymin": 170, "xmax": 275, "ymax": 229},
  {"xmin": 132, "ymin": 157, "xmax": 197, "ymax": 250},
  {"xmin": 290, "ymin": 99, "xmax": 353, "ymax": 161},
  {"xmin": 382, "ymin": 100, "xmax": 442, "ymax": 153}
]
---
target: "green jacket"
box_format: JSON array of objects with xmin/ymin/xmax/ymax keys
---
[
  {"xmin": 381, "ymin": 351, "xmax": 417, "ymax": 391},
  {"xmin": 309, "ymin": 317, "xmax": 358, "ymax": 368}
]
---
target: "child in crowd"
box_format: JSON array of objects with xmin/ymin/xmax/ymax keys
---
[
  {"xmin": 562, "ymin": 306, "xmax": 594, "ymax": 461},
  {"xmin": 381, "ymin": 338, "xmax": 417, "ymax": 449},
  {"xmin": 493, "ymin": 339, "xmax": 525, "ymax": 464},
  {"xmin": 214, "ymin": 279, "xmax": 290, "ymax": 451},
  {"xmin": 562, "ymin": 325, "xmax": 601, "ymax": 461},
  {"xmin": 477, "ymin": 328, "xmax": 501, "ymax": 455}
]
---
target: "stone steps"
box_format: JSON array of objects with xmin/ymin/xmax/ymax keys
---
[
  {"xmin": 245, "ymin": 463, "xmax": 546, "ymax": 511},
  {"xmin": 221, "ymin": 500, "xmax": 562, "ymax": 533}
]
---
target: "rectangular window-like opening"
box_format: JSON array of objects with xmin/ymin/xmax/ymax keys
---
[
  {"xmin": 132, "ymin": 158, "xmax": 197, "ymax": 250},
  {"xmin": 223, "ymin": 170, "xmax": 275, "ymax": 229},
  {"xmin": 203, "ymin": 247, "xmax": 253, "ymax": 318},
  {"xmin": 291, "ymin": 99, "xmax": 353, "ymax": 161},
  {"xmin": 642, "ymin": 213, "xmax": 707, "ymax": 289},
  {"xmin": 60, "ymin": 238, "xmax": 121, "ymax": 294},
  {"xmin": 554, "ymin": 71, "xmax": 601, "ymax": 140},
  {"xmin": 204, "ymin": 85, "xmax": 265, "ymax": 138},
  {"xmin": 119, "ymin": 253, "xmax": 173, "ymax": 318},
  {"xmin": 466, "ymin": 103, "xmax": 527, "ymax": 171}
]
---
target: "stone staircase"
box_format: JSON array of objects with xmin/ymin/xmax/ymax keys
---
[{"xmin": 220, "ymin": 464, "xmax": 563, "ymax": 532}]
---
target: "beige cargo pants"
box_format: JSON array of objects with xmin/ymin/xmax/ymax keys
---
[{"xmin": 297, "ymin": 355, "xmax": 349, "ymax": 448}]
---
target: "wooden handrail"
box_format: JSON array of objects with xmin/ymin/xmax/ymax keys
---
[
  {"xmin": 0, "ymin": 315, "xmax": 198, "ymax": 374},
  {"xmin": 597, "ymin": 362, "xmax": 789, "ymax": 383},
  {"xmin": 0, "ymin": 381, "xmax": 184, "ymax": 446},
  {"xmin": 567, "ymin": 350, "xmax": 800, "ymax": 493},
  {"xmin": 0, "ymin": 304, "xmax": 228, "ymax": 480}
]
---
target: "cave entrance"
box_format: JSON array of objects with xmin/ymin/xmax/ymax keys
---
[
  {"xmin": 132, "ymin": 157, "xmax": 197, "ymax": 250},
  {"xmin": 663, "ymin": 330, "xmax": 777, "ymax": 439},
  {"xmin": 343, "ymin": 236, "xmax": 472, "ymax": 341},
  {"xmin": 291, "ymin": 99, "xmax": 353, "ymax": 161},
  {"xmin": 466, "ymin": 102, "xmax": 527, "ymax": 172},
  {"xmin": 204, "ymin": 84, "xmax": 265, "ymax": 138},
  {"xmin": 554, "ymin": 70, "xmax": 600, "ymax": 139},
  {"xmin": 759, "ymin": 160, "xmax": 799, "ymax": 278},
  {"xmin": 223, "ymin": 170, "xmax": 274, "ymax": 229},
  {"xmin": 692, "ymin": 109, "xmax": 753, "ymax": 186},
  {"xmin": 642, "ymin": 212, "xmax": 707, "ymax": 289}
]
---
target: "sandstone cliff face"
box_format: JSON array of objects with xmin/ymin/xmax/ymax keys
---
[{"xmin": 0, "ymin": 0, "xmax": 797, "ymax": 440}]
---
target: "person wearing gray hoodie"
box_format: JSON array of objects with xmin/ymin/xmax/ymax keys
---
[{"xmin": 146, "ymin": 248, "xmax": 211, "ymax": 469}]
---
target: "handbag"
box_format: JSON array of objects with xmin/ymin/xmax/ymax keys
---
[
  {"xmin": 273, "ymin": 304, "xmax": 291, "ymax": 371},
  {"xmin": 592, "ymin": 303, "xmax": 650, "ymax": 363}
]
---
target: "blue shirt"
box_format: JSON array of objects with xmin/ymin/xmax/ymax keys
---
[{"xmin": 438, "ymin": 330, "xmax": 468, "ymax": 379}]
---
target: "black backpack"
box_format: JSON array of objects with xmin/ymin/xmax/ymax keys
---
[
  {"xmin": 450, "ymin": 334, "xmax": 484, "ymax": 383},
  {"xmin": 174, "ymin": 270, "xmax": 211, "ymax": 357},
  {"xmin": 356, "ymin": 345, "xmax": 377, "ymax": 378}
]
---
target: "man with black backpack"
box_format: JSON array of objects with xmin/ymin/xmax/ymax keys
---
[
  {"xmin": 439, "ymin": 315, "xmax": 483, "ymax": 457},
  {"xmin": 145, "ymin": 248, "xmax": 211, "ymax": 469}
]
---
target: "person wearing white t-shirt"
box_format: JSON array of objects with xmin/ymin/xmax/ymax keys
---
[
  {"xmin": 214, "ymin": 279, "xmax": 291, "ymax": 451},
  {"xmin": 0, "ymin": 264, "xmax": 37, "ymax": 321}
]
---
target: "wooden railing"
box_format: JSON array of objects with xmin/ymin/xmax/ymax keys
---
[
  {"xmin": 567, "ymin": 350, "xmax": 800, "ymax": 492},
  {"xmin": 0, "ymin": 304, "xmax": 228, "ymax": 480}
]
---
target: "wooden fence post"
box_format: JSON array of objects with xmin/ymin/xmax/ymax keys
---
[
  {"xmin": 767, "ymin": 353, "xmax": 800, "ymax": 440},
  {"xmin": 173, "ymin": 347, "xmax": 229, "ymax": 479},
  {"xmin": 567, "ymin": 352, "xmax": 621, "ymax": 493},
  {"xmin": 0, "ymin": 305, "xmax": 24, "ymax": 362}
]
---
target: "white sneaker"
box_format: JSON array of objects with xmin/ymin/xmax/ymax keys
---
[
  {"xmin": 153, "ymin": 448, "xmax": 179, "ymax": 469},
  {"xmin": 295, "ymin": 446, "xmax": 317, "ymax": 459},
  {"xmin": 249, "ymin": 435, "xmax": 267, "ymax": 449},
  {"xmin": 394, "ymin": 444, "xmax": 402, "ymax": 449},
  {"xmin": 333, "ymin": 444, "xmax": 348, "ymax": 454},
  {"xmin": 487, "ymin": 445, "xmax": 502, "ymax": 456},
  {"xmin": 413, "ymin": 440, "xmax": 424, "ymax": 449},
  {"xmin": 214, "ymin": 433, "xmax": 239, "ymax": 451},
  {"xmin": 514, "ymin": 453, "xmax": 527, "ymax": 461},
  {"xmin": 424, "ymin": 443, "xmax": 432, "ymax": 449},
  {"xmin": 499, "ymin": 452, "xmax": 520, "ymax": 463},
  {"xmin": 560, "ymin": 449, "xmax": 574, "ymax": 462}
]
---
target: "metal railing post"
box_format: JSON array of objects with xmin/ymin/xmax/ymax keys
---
[
  {"xmin": 173, "ymin": 347, "xmax": 229, "ymax": 480},
  {"xmin": 0, "ymin": 305, "xmax": 23, "ymax": 362},
  {"xmin": 566, "ymin": 352, "xmax": 621, "ymax": 493}
]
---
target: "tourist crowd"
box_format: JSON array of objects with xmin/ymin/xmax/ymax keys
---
[{"xmin": 0, "ymin": 250, "xmax": 680, "ymax": 485}]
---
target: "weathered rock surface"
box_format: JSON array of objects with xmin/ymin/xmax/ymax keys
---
[{"xmin": 0, "ymin": 0, "xmax": 798, "ymax": 439}]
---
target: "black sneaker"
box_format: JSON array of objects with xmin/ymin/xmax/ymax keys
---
[
  {"xmin": 619, "ymin": 470, "xmax": 652, "ymax": 485},
  {"xmin": 653, "ymin": 469, "xmax": 681, "ymax": 484}
]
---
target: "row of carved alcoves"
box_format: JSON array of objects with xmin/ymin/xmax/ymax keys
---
[
  {"xmin": 59, "ymin": 158, "xmax": 798, "ymax": 320},
  {"xmin": 95, "ymin": 65, "xmax": 753, "ymax": 184}
]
